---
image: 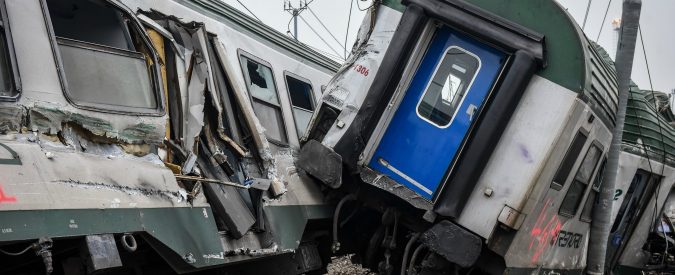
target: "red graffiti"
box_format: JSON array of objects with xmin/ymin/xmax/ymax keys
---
[
  {"xmin": 528, "ymin": 198, "xmax": 561, "ymax": 263},
  {"xmin": 0, "ymin": 184, "xmax": 16, "ymax": 203}
]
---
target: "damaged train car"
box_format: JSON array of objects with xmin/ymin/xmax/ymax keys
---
[
  {"xmin": 0, "ymin": 0, "xmax": 341, "ymax": 274},
  {"xmin": 299, "ymin": 0, "xmax": 675, "ymax": 274}
]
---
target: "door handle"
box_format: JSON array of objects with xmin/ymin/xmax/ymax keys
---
[{"xmin": 466, "ymin": 104, "xmax": 478, "ymax": 121}]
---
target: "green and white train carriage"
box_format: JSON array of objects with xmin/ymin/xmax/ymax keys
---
[
  {"xmin": 299, "ymin": 0, "xmax": 675, "ymax": 273},
  {"xmin": 0, "ymin": 0, "xmax": 341, "ymax": 274}
]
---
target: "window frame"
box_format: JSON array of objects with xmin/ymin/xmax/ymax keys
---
[
  {"xmin": 237, "ymin": 49, "xmax": 289, "ymax": 146},
  {"xmin": 415, "ymin": 45, "xmax": 482, "ymax": 129},
  {"xmin": 551, "ymin": 128, "xmax": 590, "ymax": 190},
  {"xmin": 0, "ymin": 0, "xmax": 22, "ymax": 102},
  {"xmin": 283, "ymin": 70, "xmax": 316, "ymax": 140},
  {"xmin": 39, "ymin": 0, "xmax": 165, "ymax": 115},
  {"xmin": 579, "ymin": 156, "xmax": 607, "ymax": 223},
  {"xmin": 558, "ymin": 140, "xmax": 604, "ymax": 218}
]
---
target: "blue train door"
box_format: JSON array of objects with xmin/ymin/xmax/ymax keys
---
[{"xmin": 369, "ymin": 27, "xmax": 505, "ymax": 200}]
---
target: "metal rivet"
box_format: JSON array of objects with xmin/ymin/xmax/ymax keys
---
[{"xmin": 484, "ymin": 187, "xmax": 493, "ymax": 197}]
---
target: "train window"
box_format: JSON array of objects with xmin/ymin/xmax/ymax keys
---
[
  {"xmin": 551, "ymin": 131, "xmax": 588, "ymax": 190},
  {"xmin": 285, "ymin": 73, "xmax": 315, "ymax": 138},
  {"xmin": 417, "ymin": 46, "xmax": 480, "ymax": 128},
  {"xmin": 580, "ymin": 157, "xmax": 607, "ymax": 222},
  {"xmin": 239, "ymin": 54, "xmax": 288, "ymax": 145},
  {"xmin": 559, "ymin": 142, "xmax": 603, "ymax": 217},
  {"xmin": 45, "ymin": 0, "xmax": 159, "ymax": 112},
  {"xmin": 0, "ymin": 1, "xmax": 18, "ymax": 101}
]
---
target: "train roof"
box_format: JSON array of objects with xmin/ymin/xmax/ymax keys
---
[
  {"xmin": 175, "ymin": 0, "xmax": 341, "ymax": 73},
  {"xmin": 382, "ymin": 0, "xmax": 675, "ymax": 166},
  {"xmin": 589, "ymin": 42, "xmax": 675, "ymax": 166}
]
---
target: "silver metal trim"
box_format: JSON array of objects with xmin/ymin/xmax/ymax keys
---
[
  {"xmin": 378, "ymin": 158, "xmax": 433, "ymax": 195},
  {"xmin": 414, "ymin": 45, "xmax": 482, "ymax": 129},
  {"xmin": 361, "ymin": 21, "xmax": 437, "ymax": 165}
]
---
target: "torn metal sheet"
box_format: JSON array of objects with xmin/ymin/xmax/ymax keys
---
[
  {"xmin": 185, "ymin": 52, "xmax": 206, "ymax": 151},
  {"xmin": 0, "ymin": 138, "xmax": 207, "ymax": 211},
  {"xmin": 0, "ymin": 105, "xmax": 25, "ymax": 134},
  {"xmin": 28, "ymin": 104, "xmax": 164, "ymax": 144},
  {"xmin": 212, "ymin": 41, "xmax": 270, "ymax": 158},
  {"xmin": 137, "ymin": 14, "xmax": 186, "ymax": 61}
]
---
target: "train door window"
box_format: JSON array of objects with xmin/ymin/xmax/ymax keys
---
[
  {"xmin": 610, "ymin": 170, "xmax": 659, "ymax": 233},
  {"xmin": 551, "ymin": 130, "xmax": 588, "ymax": 190},
  {"xmin": 284, "ymin": 72, "xmax": 315, "ymax": 139},
  {"xmin": 580, "ymin": 157, "xmax": 607, "ymax": 222},
  {"xmin": 239, "ymin": 53, "xmax": 288, "ymax": 145},
  {"xmin": 44, "ymin": 0, "xmax": 160, "ymax": 112},
  {"xmin": 559, "ymin": 142, "xmax": 602, "ymax": 217},
  {"xmin": 0, "ymin": 1, "xmax": 19, "ymax": 101},
  {"xmin": 606, "ymin": 170, "xmax": 660, "ymax": 266},
  {"xmin": 416, "ymin": 46, "xmax": 480, "ymax": 127}
]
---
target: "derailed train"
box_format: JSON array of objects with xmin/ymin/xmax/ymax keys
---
[
  {"xmin": 0, "ymin": 0, "xmax": 674, "ymax": 274},
  {"xmin": 298, "ymin": 0, "xmax": 675, "ymax": 274},
  {"xmin": 0, "ymin": 0, "xmax": 341, "ymax": 274}
]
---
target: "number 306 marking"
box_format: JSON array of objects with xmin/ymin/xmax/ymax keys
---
[{"xmin": 353, "ymin": 64, "xmax": 369, "ymax": 76}]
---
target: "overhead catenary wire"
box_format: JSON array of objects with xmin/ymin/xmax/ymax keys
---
[
  {"xmin": 344, "ymin": 0, "xmax": 354, "ymax": 59},
  {"xmin": 286, "ymin": 15, "xmax": 297, "ymax": 39},
  {"xmin": 235, "ymin": 0, "xmax": 261, "ymax": 21},
  {"xmin": 638, "ymin": 24, "xmax": 669, "ymax": 257},
  {"xmin": 596, "ymin": 0, "xmax": 613, "ymax": 41},
  {"xmin": 307, "ymin": 6, "xmax": 346, "ymax": 52},
  {"xmin": 638, "ymin": 23, "xmax": 667, "ymax": 176},
  {"xmin": 582, "ymin": 0, "xmax": 594, "ymax": 30},
  {"xmin": 298, "ymin": 14, "xmax": 344, "ymax": 59}
]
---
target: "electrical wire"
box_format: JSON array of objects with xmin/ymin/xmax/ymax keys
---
[
  {"xmin": 596, "ymin": 0, "xmax": 612, "ymax": 42},
  {"xmin": 307, "ymin": 6, "xmax": 346, "ymax": 52},
  {"xmin": 0, "ymin": 244, "xmax": 34, "ymax": 256},
  {"xmin": 298, "ymin": 14, "xmax": 343, "ymax": 59},
  {"xmin": 638, "ymin": 24, "xmax": 670, "ymax": 263},
  {"xmin": 582, "ymin": 0, "xmax": 593, "ymax": 30},
  {"xmin": 637, "ymin": 24, "xmax": 667, "ymax": 177},
  {"xmin": 355, "ymin": 0, "xmax": 376, "ymax": 11},
  {"xmin": 286, "ymin": 14, "xmax": 296, "ymax": 39},
  {"xmin": 235, "ymin": 0, "xmax": 261, "ymax": 21},
  {"xmin": 400, "ymin": 233, "xmax": 420, "ymax": 275},
  {"xmin": 344, "ymin": 0, "xmax": 354, "ymax": 59},
  {"xmin": 332, "ymin": 194, "xmax": 357, "ymax": 253},
  {"xmin": 408, "ymin": 244, "xmax": 426, "ymax": 275}
]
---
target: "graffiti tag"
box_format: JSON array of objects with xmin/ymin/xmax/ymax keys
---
[
  {"xmin": 0, "ymin": 184, "xmax": 16, "ymax": 203},
  {"xmin": 529, "ymin": 199, "xmax": 562, "ymax": 263}
]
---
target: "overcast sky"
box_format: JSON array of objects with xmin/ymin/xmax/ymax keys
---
[{"xmin": 221, "ymin": 0, "xmax": 674, "ymax": 93}]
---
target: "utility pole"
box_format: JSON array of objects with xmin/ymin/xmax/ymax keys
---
[
  {"xmin": 284, "ymin": 0, "xmax": 310, "ymax": 40},
  {"xmin": 586, "ymin": 0, "xmax": 642, "ymax": 274}
]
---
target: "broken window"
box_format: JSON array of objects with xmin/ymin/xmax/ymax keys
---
[
  {"xmin": 417, "ymin": 47, "xmax": 479, "ymax": 127},
  {"xmin": 0, "ymin": 1, "xmax": 18, "ymax": 100},
  {"xmin": 559, "ymin": 142, "xmax": 603, "ymax": 217},
  {"xmin": 285, "ymin": 73, "xmax": 315, "ymax": 139},
  {"xmin": 239, "ymin": 53, "xmax": 287, "ymax": 145},
  {"xmin": 551, "ymin": 130, "xmax": 588, "ymax": 190},
  {"xmin": 45, "ymin": 0, "xmax": 159, "ymax": 112}
]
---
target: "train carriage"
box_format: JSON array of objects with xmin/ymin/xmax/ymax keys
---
[
  {"xmin": 0, "ymin": 0, "xmax": 341, "ymax": 274},
  {"xmin": 298, "ymin": 0, "xmax": 675, "ymax": 273}
]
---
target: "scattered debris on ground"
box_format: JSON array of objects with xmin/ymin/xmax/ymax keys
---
[{"xmin": 326, "ymin": 255, "xmax": 374, "ymax": 275}]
